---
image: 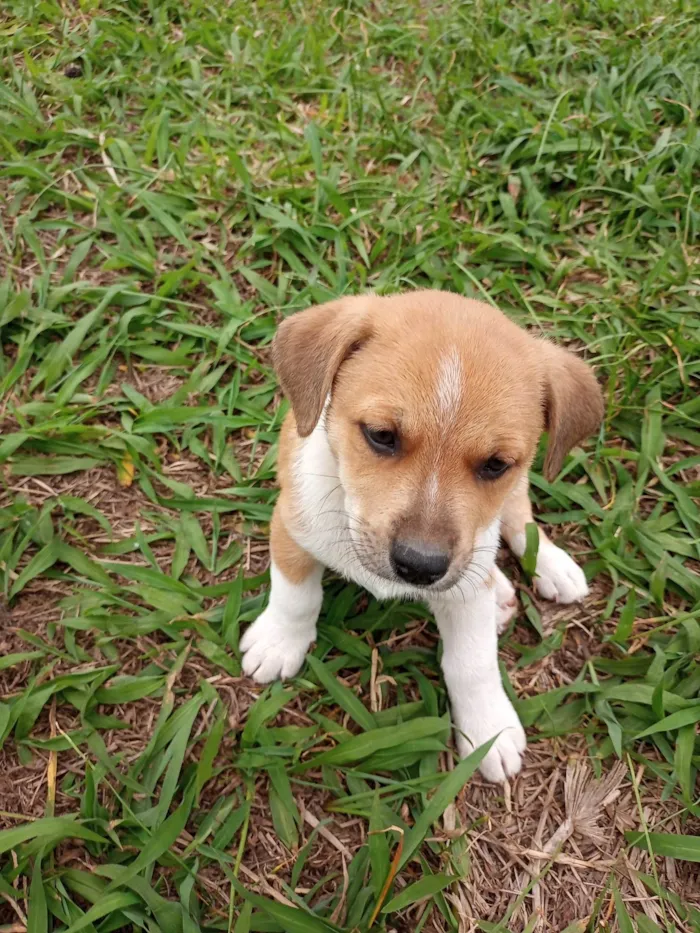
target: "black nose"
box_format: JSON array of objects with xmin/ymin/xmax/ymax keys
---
[{"xmin": 390, "ymin": 539, "xmax": 450, "ymax": 586}]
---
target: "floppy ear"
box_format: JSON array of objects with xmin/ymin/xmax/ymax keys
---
[
  {"xmin": 272, "ymin": 297, "xmax": 372, "ymax": 437},
  {"xmin": 540, "ymin": 342, "xmax": 604, "ymax": 481}
]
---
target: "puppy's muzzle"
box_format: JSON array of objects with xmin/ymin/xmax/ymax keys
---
[{"xmin": 390, "ymin": 538, "xmax": 451, "ymax": 587}]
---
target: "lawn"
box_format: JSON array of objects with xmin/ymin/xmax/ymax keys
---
[{"xmin": 1, "ymin": 0, "xmax": 699, "ymax": 930}]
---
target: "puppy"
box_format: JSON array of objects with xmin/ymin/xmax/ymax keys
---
[{"xmin": 240, "ymin": 291, "xmax": 603, "ymax": 782}]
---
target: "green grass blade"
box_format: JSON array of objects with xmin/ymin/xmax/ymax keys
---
[{"xmin": 626, "ymin": 831, "xmax": 700, "ymax": 862}]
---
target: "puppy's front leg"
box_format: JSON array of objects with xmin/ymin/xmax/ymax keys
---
[
  {"xmin": 430, "ymin": 584, "xmax": 526, "ymax": 783},
  {"xmin": 501, "ymin": 478, "xmax": 588, "ymax": 604},
  {"xmin": 241, "ymin": 507, "xmax": 323, "ymax": 683}
]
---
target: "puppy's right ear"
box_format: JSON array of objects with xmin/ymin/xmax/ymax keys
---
[{"xmin": 272, "ymin": 298, "xmax": 372, "ymax": 437}]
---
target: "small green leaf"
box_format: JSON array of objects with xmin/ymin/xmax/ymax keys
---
[
  {"xmin": 180, "ymin": 512, "xmax": 211, "ymax": 570},
  {"xmin": 400, "ymin": 738, "xmax": 495, "ymax": 869},
  {"xmin": 634, "ymin": 706, "xmax": 700, "ymax": 738},
  {"xmin": 369, "ymin": 792, "xmax": 390, "ymax": 899},
  {"xmin": 612, "ymin": 882, "xmax": 635, "ymax": 933},
  {"xmin": 0, "ymin": 817, "xmax": 107, "ymax": 855},
  {"xmin": 106, "ymin": 788, "xmax": 195, "ymax": 891},
  {"xmin": 56, "ymin": 542, "xmax": 113, "ymax": 587},
  {"xmin": 27, "ymin": 853, "xmax": 47, "ymax": 933},
  {"xmin": 242, "ymin": 687, "xmax": 294, "ymax": 747},
  {"xmin": 522, "ymin": 522, "xmax": 540, "ymax": 576},
  {"xmin": 305, "ymin": 121, "xmax": 323, "ymax": 176},
  {"xmin": 10, "ymin": 540, "xmax": 61, "ymax": 598},
  {"xmin": 382, "ymin": 872, "xmax": 456, "ymax": 913},
  {"xmin": 234, "ymin": 900, "xmax": 252, "ymax": 933},
  {"xmin": 222, "ymin": 568, "xmax": 244, "ymax": 650},
  {"xmin": 59, "ymin": 496, "xmax": 113, "ymax": 536},
  {"xmin": 62, "ymin": 892, "xmax": 140, "ymax": 933},
  {"xmin": 626, "ymin": 831, "xmax": 700, "ymax": 862},
  {"xmin": 674, "ymin": 723, "xmax": 695, "ymax": 801},
  {"xmin": 267, "ymin": 764, "xmax": 300, "ymax": 850},
  {"xmin": 228, "ymin": 873, "xmax": 340, "ymax": 933},
  {"xmin": 298, "ymin": 717, "xmax": 449, "ymax": 771},
  {"xmin": 196, "ymin": 711, "xmax": 226, "ymax": 802},
  {"xmin": 307, "ymin": 655, "xmax": 376, "ymax": 732}
]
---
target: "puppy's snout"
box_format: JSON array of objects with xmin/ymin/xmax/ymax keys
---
[{"xmin": 390, "ymin": 539, "xmax": 450, "ymax": 586}]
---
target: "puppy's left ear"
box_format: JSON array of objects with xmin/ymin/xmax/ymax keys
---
[{"xmin": 540, "ymin": 342, "xmax": 604, "ymax": 480}]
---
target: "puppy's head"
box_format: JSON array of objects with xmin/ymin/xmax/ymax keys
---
[{"xmin": 274, "ymin": 291, "xmax": 603, "ymax": 593}]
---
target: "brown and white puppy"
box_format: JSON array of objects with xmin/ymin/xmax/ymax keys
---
[{"xmin": 240, "ymin": 290, "xmax": 603, "ymax": 782}]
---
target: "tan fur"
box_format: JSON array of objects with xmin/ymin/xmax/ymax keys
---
[
  {"xmin": 269, "ymin": 501, "xmax": 318, "ymax": 584},
  {"xmin": 539, "ymin": 341, "xmax": 604, "ymax": 480},
  {"xmin": 272, "ymin": 290, "xmax": 603, "ymax": 580},
  {"xmin": 271, "ymin": 415, "xmax": 319, "ymax": 583},
  {"xmin": 500, "ymin": 476, "xmax": 537, "ymax": 547}
]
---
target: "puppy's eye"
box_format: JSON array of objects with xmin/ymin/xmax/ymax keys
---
[
  {"xmin": 478, "ymin": 456, "xmax": 510, "ymax": 480},
  {"xmin": 361, "ymin": 424, "xmax": 398, "ymax": 456}
]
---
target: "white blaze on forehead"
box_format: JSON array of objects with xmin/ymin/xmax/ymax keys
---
[
  {"xmin": 435, "ymin": 348, "xmax": 463, "ymax": 418},
  {"xmin": 427, "ymin": 472, "xmax": 439, "ymax": 506}
]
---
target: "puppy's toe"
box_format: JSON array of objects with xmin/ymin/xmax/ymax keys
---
[
  {"xmin": 454, "ymin": 690, "xmax": 527, "ymax": 783},
  {"xmin": 480, "ymin": 730, "xmax": 526, "ymax": 783},
  {"xmin": 493, "ymin": 568, "xmax": 518, "ymax": 635},
  {"xmin": 458, "ymin": 724, "xmax": 526, "ymax": 784},
  {"xmin": 240, "ymin": 610, "xmax": 315, "ymax": 684},
  {"xmin": 493, "ymin": 568, "xmax": 518, "ymax": 633},
  {"xmin": 533, "ymin": 540, "xmax": 588, "ymax": 604}
]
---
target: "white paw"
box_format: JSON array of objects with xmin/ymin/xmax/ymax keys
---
[
  {"xmin": 240, "ymin": 608, "xmax": 315, "ymax": 683},
  {"xmin": 534, "ymin": 540, "xmax": 589, "ymax": 604},
  {"xmin": 454, "ymin": 690, "xmax": 527, "ymax": 783},
  {"xmin": 493, "ymin": 568, "xmax": 518, "ymax": 634}
]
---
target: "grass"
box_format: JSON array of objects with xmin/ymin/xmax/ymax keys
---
[{"xmin": 1, "ymin": 0, "xmax": 699, "ymax": 929}]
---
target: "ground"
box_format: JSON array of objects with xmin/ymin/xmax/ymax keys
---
[{"xmin": 1, "ymin": 0, "xmax": 699, "ymax": 931}]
